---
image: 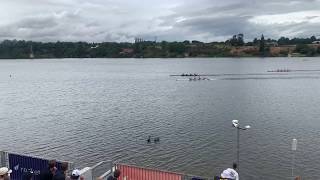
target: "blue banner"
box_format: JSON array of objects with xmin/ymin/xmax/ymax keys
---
[{"xmin": 8, "ymin": 153, "xmax": 63, "ymax": 180}]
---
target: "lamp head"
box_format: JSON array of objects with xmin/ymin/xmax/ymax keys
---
[
  {"xmin": 232, "ymin": 120, "xmax": 239, "ymax": 128},
  {"xmin": 245, "ymin": 125, "xmax": 251, "ymax": 129}
]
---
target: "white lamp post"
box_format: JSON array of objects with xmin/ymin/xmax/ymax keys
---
[{"xmin": 232, "ymin": 120, "xmax": 251, "ymax": 170}]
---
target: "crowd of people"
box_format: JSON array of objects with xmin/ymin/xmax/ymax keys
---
[
  {"xmin": 0, "ymin": 162, "xmax": 239, "ymax": 180},
  {"xmin": 37, "ymin": 160, "xmax": 84, "ymax": 180},
  {"xmin": 0, "ymin": 160, "xmax": 302, "ymax": 180},
  {"xmin": 0, "ymin": 159, "xmax": 121, "ymax": 180}
]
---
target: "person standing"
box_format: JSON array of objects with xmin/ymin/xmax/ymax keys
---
[
  {"xmin": 40, "ymin": 160, "xmax": 57, "ymax": 180},
  {"xmin": 107, "ymin": 169, "xmax": 120, "ymax": 180},
  {"xmin": 53, "ymin": 162, "xmax": 68, "ymax": 180},
  {"xmin": 220, "ymin": 163, "xmax": 239, "ymax": 180},
  {"xmin": 0, "ymin": 167, "xmax": 12, "ymax": 180},
  {"xmin": 70, "ymin": 169, "xmax": 84, "ymax": 180}
]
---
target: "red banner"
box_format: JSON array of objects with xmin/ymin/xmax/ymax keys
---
[{"xmin": 116, "ymin": 164, "xmax": 182, "ymax": 180}]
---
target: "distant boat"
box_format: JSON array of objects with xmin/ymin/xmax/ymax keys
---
[
  {"xmin": 267, "ymin": 69, "xmax": 291, "ymax": 72},
  {"xmin": 181, "ymin": 73, "xmax": 200, "ymax": 76},
  {"xmin": 176, "ymin": 77, "xmax": 216, "ymax": 81}
]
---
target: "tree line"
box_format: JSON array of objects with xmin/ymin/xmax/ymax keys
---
[{"xmin": 0, "ymin": 35, "xmax": 319, "ymax": 59}]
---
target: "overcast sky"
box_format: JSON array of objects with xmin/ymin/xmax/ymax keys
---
[{"xmin": 0, "ymin": 0, "xmax": 320, "ymax": 42}]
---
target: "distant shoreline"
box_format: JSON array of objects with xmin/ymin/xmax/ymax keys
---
[
  {"xmin": 1, "ymin": 39, "xmax": 319, "ymax": 59},
  {"xmin": 1, "ymin": 56, "xmax": 319, "ymax": 60}
]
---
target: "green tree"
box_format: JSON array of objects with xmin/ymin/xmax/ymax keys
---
[
  {"xmin": 183, "ymin": 40, "xmax": 190, "ymax": 45},
  {"xmin": 259, "ymin": 34, "xmax": 265, "ymax": 54},
  {"xmin": 296, "ymin": 44, "xmax": 316, "ymax": 56},
  {"xmin": 168, "ymin": 42, "xmax": 186, "ymax": 54},
  {"xmin": 160, "ymin": 41, "xmax": 168, "ymax": 51},
  {"xmin": 253, "ymin": 38, "xmax": 258, "ymax": 45},
  {"xmin": 237, "ymin": 34, "xmax": 244, "ymax": 46},
  {"xmin": 229, "ymin": 35, "xmax": 238, "ymax": 46},
  {"xmin": 278, "ymin": 37, "xmax": 290, "ymax": 45},
  {"xmin": 227, "ymin": 34, "xmax": 244, "ymax": 46}
]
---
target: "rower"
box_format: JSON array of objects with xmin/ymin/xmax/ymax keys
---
[{"xmin": 154, "ymin": 137, "xmax": 160, "ymax": 143}]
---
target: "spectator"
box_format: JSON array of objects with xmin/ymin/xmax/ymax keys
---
[
  {"xmin": 0, "ymin": 167, "xmax": 12, "ymax": 180},
  {"xmin": 53, "ymin": 162, "xmax": 68, "ymax": 180},
  {"xmin": 107, "ymin": 169, "xmax": 120, "ymax": 180},
  {"xmin": 70, "ymin": 169, "xmax": 83, "ymax": 180},
  {"xmin": 220, "ymin": 163, "xmax": 239, "ymax": 180},
  {"xmin": 40, "ymin": 159, "xmax": 57, "ymax": 180}
]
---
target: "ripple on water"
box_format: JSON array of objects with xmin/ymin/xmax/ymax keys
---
[{"xmin": 1, "ymin": 58, "xmax": 320, "ymax": 179}]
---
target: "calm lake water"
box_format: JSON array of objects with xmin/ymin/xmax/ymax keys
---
[{"xmin": 1, "ymin": 58, "xmax": 320, "ymax": 179}]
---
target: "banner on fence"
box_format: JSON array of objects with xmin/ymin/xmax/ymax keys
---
[{"xmin": 8, "ymin": 153, "xmax": 64, "ymax": 180}]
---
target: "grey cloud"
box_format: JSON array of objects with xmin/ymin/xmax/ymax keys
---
[
  {"xmin": 154, "ymin": 0, "xmax": 320, "ymax": 41},
  {"xmin": 0, "ymin": 0, "xmax": 319, "ymax": 42},
  {"xmin": 17, "ymin": 16, "xmax": 58, "ymax": 29}
]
